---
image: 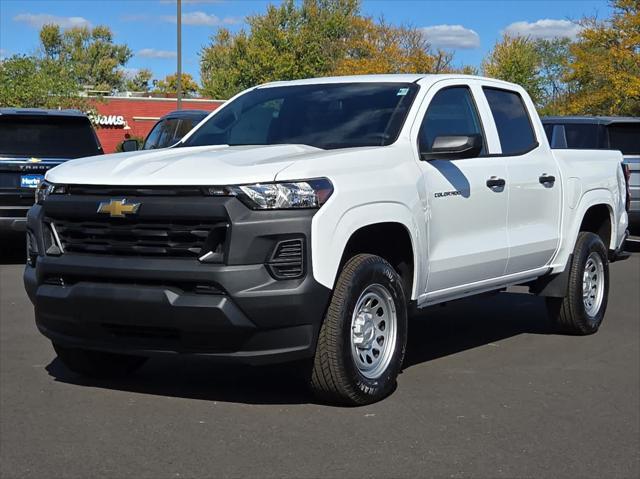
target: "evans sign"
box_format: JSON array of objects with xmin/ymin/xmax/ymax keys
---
[{"xmin": 90, "ymin": 114, "xmax": 126, "ymax": 128}]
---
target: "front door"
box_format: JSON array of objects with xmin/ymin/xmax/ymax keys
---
[{"xmin": 414, "ymin": 84, "xmax": 510, "ymax": 295}]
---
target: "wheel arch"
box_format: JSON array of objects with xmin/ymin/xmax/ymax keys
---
[{"xmin": 311, "ymin": 202, "xmax": 423, "ymax": 300}]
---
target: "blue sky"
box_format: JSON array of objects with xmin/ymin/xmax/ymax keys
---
[{"xmin": 0, "ymin": 0, "xmax": 612, "ymax": 87}]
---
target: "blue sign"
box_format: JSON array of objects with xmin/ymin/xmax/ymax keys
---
[{"xmin": 21, "ymin": 174, "xmax": 44, "ymax": 188}]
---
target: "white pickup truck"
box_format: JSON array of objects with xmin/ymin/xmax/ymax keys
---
[{"xmin": 24, "ymin": 74, "xmax": 630, "ymax": 405}]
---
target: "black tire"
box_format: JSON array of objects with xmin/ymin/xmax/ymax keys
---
[
  {"xmin": 546, "ymin": 232, "xmax": 609, "ymax": 335},
  {"xmin": 310, "ymin": 254, "xmax": 408, "ymax": 406},
  {"xmin": 53, "ymin": 343, "xmax": 147, "ymax": 378}
]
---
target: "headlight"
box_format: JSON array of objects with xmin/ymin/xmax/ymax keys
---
[
  {"xmin": 231, "ymin": 179, "xmax": 333, "ymax": 210},
  {"xmin": 35, "ymin": 181, "xmax": 66, "ymax": 204}
]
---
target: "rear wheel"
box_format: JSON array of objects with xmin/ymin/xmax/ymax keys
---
[
  {"xmin": 310, "ymin": 254, "xmax": 408, "ymax": 405},
  {"xmin": 53, "ymin": 343, "xmax": 147, "ymax": 378},
  {"xmin": 546, "ymin": 232, "xmax": 609, "ymax": 335}
]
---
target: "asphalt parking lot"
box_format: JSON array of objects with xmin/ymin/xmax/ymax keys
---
[{"xmin": 1, "ymin": 235, "xmax": 639, "ymax": 479}]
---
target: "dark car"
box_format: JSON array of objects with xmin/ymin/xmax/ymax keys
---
[
  {"xmin": 0, "ymin": 109, "xmax": 103, "ymax": 232},
  {"xmin": 122, "ymin": 110, "xmax": 210, "ymax": 152},
  {"xmin": 542, "ymin": 116, "xmax": 640, "ymax": 227}
]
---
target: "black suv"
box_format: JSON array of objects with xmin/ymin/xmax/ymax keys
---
[
  {"xmin": 122, "ymin": 109, "xmax": 209, "ymax": 151},
  {"xmin": 0, "ymin": 109, "xmax": 103, "ymax": 232}
]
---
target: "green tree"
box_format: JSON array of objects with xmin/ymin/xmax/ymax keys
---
[
  {"xmin": 482, "ymin": 34, "xmax": 544, "ymax": 104},
  {"xmin": 152, "ymin": 73, "xmax": 199, "ymax": 97},
  {"xmin": 0, "ymin": 54, "xmax": 87, "ymax": 109},
  {"xmin": 124, "ymin": 68, "xmax": 153, "ymax": 93},
  {"xmin": 200, "ymin": 0, "xmax": 361, "ymax": 98},
  {"xmin": 563, "ymin": 0, "xmax": 640, "ymax": 115},
  {"xmin": 534, "ymin": 38, "xmax": 572, "ymax": 114},
  {"xmin": 39, "ymin": 23, "xmax": 132, "ymax": 92}
]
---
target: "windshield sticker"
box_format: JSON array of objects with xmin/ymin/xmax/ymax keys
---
[{"xmin": 397, "ymin": 88, "xmax": 410, "ymax": 96}]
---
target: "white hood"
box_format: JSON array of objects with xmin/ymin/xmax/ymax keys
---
[{"xmin": 45, "ymin": 144, "xmax": 324, "ymax": 186}]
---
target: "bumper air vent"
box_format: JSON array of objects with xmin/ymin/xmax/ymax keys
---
[{"xmin": 267, "ymin": 238, "xmax": 304, "ymax": 279}]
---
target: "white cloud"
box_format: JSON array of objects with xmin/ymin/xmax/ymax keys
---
[
  {"xmin": 503, "ymin": 19, "xmax": 583, "ymax": 40},
  {"xmin": 13, "ymin": 13, "xmax": 91, "ymax": 29},
  {"xmin": 161, "ymin": 11, "xmax": 239, "ymax": 26},
  {"xmin": 421, "ymin": 25, "xmax": 480, "ymax": 49},
  {"xmin": 137, "ymin": 48, "xmax": 177, "ymax": 59}
]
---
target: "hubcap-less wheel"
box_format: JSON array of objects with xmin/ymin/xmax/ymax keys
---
[
  {"xmin": 582, "ymin": 252, "xmax": 605, "ymax": 318},
  {"xmin": 350, "ymin": 284, "xmax": 398, "ymax": 379}
]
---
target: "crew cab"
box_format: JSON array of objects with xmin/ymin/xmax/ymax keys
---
[
  {"xmin": 0, "ymin": 109, "xmax": 103, "ymax": 232},
  {"xmin": 24, "ymin": 75, "xmax": 629, "ymax": 405},
  {"xmin": 542, "ymin": 116, "xmax": 639, "ymax": 228}
]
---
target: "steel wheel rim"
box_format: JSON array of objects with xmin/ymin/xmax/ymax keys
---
[
  {"xmin": 350, "ymin": 283, "xmax": 398, "ymax": 379},
  {"xmin": 582, "ymin": 252, "xmax": 605, "ymax": 318}
]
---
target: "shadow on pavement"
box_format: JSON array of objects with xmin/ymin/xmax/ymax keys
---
[{"xmin": 45, "ymin": 291, "xmax": 554, "ymax": 406}]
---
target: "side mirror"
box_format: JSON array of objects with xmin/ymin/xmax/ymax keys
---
[
  {"xmin": 121, "ymin": 139, "xmax": 139, "ymax": 152},
  {"xmin": 421, "ymin": 134, "xmax": 483, "ymax": 160}
]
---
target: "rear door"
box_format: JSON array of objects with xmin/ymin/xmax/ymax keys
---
[{"xmin": 482, "ymin": 87, "xmax": 562, "ymax": 274}]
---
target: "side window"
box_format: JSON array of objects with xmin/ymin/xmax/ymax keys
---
[
  {"xmin": 173, "ymin": 119, "xmax": 196, "ymax": 143},
  {"xmin": 418, "ymin": 86, "xmax": 485, "ymax": 153},
  {"xmin": 483, "ymin": 87, "xmax": 537, "ymax": 155},
  {"xmin": 143, "ymin": 119, "xmax": 179, "ymax": 150}
]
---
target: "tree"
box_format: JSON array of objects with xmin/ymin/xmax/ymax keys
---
[
  {"xmin": 0, "ymin": 54, "xmax": 87, "ymax": 109},
  {"xmin": 124, "ymin": 68, "xmax": 153, "ymax": 93},
  {"xmin": 39, "ymin": 23, "xmax": 132, "ymax": 92},
  {"xmin": 563, "ymin": 0, "xmax": 640, "ymax": 115},
  {"xmin": 200, "ymin": 0, "xmax": 360, "ymax": 99},
  {"xmin": 333, "ymin": 17, "xmax": 448, "ymax": 75},
  {"xmin": 152, "ymin": 73, "xmax": 199, "ymax": 96},
  {"xmin": 482, "ymin": 34, "xmax": 544, "ymax": 104},
  {"xmin": 534, "ymin": 38, "xmax": 572, "ymax": 114}
]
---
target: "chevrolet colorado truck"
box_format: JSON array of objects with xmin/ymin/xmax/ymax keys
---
[
  {"xmin": 0, "ymin": 109, "xmax": 103, "ymax": 232},
  {"xmin": 24, "ymin": 75, "xmax": 630, "ymax": 405}
]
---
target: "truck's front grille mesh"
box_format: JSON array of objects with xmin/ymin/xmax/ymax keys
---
[
  {"xmin": 52, "ymin": 219, "xmax": 227, "ymax": 257},
  {"xmin": 267, "ymin": 238, "xmax": 304, "ymax": 279}
]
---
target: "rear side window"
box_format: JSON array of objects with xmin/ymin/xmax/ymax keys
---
[
  {"xmin": 564, "ymin": 124, "xmax": 600, "ymax": 149},
  {"xmin": 418, "ymin": 86, "xmax": 485, "ymax": 153},
  {"xmin": 483, "ymin": 87, "xmax": 537, "ymax": 155},
  {"xmin": 607, "ymin": 123, "xmax": 640, "ymax": 155}
]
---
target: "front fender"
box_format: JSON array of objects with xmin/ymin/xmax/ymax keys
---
[{"xmin": 311, "ymin": 201, "xmax": 425, "ymax": 300}]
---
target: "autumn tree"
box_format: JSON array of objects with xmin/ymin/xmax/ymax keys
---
[
  {"xmin": 0, "ymin": 54, "xmax": 87, "ymax": 109},
  {"xmin": 334, "ymin": 17, "xmax": 450, "ymax": 75},
  {"xmin": 563, "ymin": 0, "xmax": 640, "ymax": 115},
  {"xmin": 152, "ymin": 73, "xmax": 199, "ymax": 97},
  {"xmin": 39, "ymin": 23, "xmax": 132, "ymax": 92}
]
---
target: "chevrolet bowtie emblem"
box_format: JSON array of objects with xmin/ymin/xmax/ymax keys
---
[{"xmin": 97, "ymin": 199, "xmax": 141, "ymax": 218}]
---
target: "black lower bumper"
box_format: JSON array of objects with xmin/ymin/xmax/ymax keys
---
[{"xmin": 24, "ymin": 197, "xmax": 332, "ymax": 365}]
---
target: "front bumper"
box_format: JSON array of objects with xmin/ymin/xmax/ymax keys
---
[{"xmin": 24, "ymin": 196, "xmax": 332, "ymax": 365}]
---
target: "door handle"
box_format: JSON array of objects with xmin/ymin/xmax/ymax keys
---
[
  {"xmin": 539, "ymin": 174, "xmax": 556, "ymax": 186},
  {"xmin": 486, "ymin": 177, "xmax": 506, "ymax": 189}
]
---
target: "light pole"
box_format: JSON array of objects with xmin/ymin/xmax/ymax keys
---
[{"xmin": 177, "ymin": 0, "xmax": 182, "ymax": 110}]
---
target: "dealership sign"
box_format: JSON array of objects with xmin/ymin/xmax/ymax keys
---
[{"xmin": 89, "ymin": 113, "xmax": 127, "ymax": 128}]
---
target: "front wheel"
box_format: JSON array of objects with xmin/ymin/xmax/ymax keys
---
[
  {"xmin": 546, "ymin": 231, "xmax": 610, "ymax": 335},
  {"xmin": 53, "ymin": 343, "xmax": 148, "ymax": 378},
  {"xmin": 310, "ymin": 254, "xmax": 408, "ymax": 405}
]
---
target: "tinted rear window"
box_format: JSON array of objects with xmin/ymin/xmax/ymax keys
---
[
  {"xmin": 564, "ymin": 124, "xmax": 600, "ymax": 149},
  {"xmin": 483, "ymin": 87, "xmax": 537, "ymax": 155},
  {"xmin": 608, "ymin": 123, "xmax": 640, "ymax": 155},
  {"xmin": 0, "ymin": 115, "xmax": 101, "ymax": 159}
]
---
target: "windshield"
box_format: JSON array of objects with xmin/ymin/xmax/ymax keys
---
[
  {"xmin": 0, "ymin": 115, "xmax": 101, "ymax": 159},
  {"xmin": 182, "ymin": 83, "xmax": 419, "ymax": 150}
]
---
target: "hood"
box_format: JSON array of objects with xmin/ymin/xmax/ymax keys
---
[{"xmin": 45, "ymin": 144, "xmax": 324, "ymax": 186}]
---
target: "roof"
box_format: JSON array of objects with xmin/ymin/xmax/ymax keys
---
[
  {"xmin": 161, "ymin": 109, "xmax": 210, "ymax": 120},
  {"xmin": 0, "ymin": 108, "xmax": 88, "ymax": 118},
  {"xmin": 542, "ymin": 116, "xmax": 640, "ymax": 125},
  {"xmin": 258, "ymin": 73, "xmax": 517, "ymax": 88}
]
